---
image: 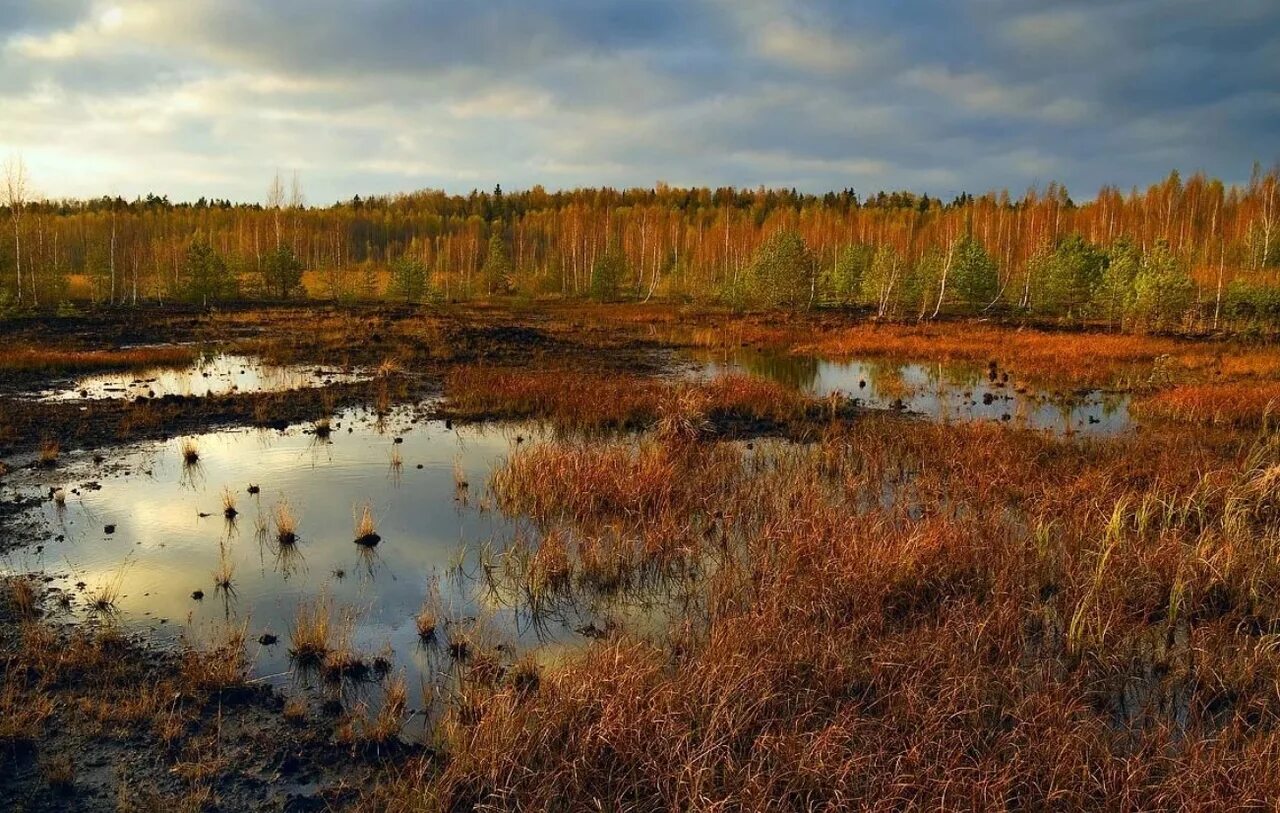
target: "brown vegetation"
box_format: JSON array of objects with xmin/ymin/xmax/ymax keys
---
[
  {"xmin": 0, "ymin": 344, "xmax": 194, "ymax": 374},
  {"xmin": 358, "ymin": 411, "xmax": 1280, "ymax": 810},
  {"xmin": 1137, "ymin": 381, "xmax": 1280, "ymax": 427}
]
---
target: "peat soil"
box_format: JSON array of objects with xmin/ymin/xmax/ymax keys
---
[
  {"xmin": 0, "ymin": 304, "xmax": 674, "ymax": 458},
  {"xmin": 0, "ymin": 584, "xmax": 424, "ymax": 813},
  {"xmin": 0, "ymin": 303, "xmax": 880, "ymax": 811}
]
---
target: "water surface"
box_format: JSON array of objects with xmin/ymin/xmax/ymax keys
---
[
  {"xmin": 688, "ymin": 347, "xmax": 1132, "ymax": 436},
  {"xmin": 33, "ymin": 353, "xmax": 367, "ymax": 401},
  {"xmin": 7, "ymin": 407, "xmax": 590, "ymax": 720}
]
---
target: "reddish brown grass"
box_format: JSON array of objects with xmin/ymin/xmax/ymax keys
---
[
  {"xmin": 794, "ymin": 322, "xmax": 1277, "ymax": 389},
  {"xmin": 357, "ymin": 414, "xmax": 1280, "ymax": 811},
  {"xmin": 444, "ymin": 367, "xmax": 810, "ymax": 433},
  {"xmin": 1136, "ymin": 381, "xmax": 1280, "ymax": 427},
  {"xmin": 0, "ymin": 344, "xmax": 194, "ymax": 373}
]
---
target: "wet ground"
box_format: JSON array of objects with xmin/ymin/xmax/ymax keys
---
[
  {"xmin": 4, "ymin": 407, "xmax": 594, "ymax": 731},
  {"xmin": 686, "ymin": 346, "xmax": 1133, "ymax": 436},
  {"xmin": 27, "ymin": 353, "xmax": 369, "ymax": 402},
  {"xmin": 0, "ymin": 305, "xmax": 1170, "ymax": 809}
]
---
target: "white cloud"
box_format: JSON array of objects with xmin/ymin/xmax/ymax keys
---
[{"xmin": 902, "ymin": 66, "xmax": 1094, "ymax": 124}]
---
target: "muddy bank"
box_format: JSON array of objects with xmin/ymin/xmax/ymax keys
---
[
  {"xmin": 0, "ymin": 379, "xmax": 423, "ymax": 459},
  {"xmin": 0, "ymin": 579, "xmax": 426, "ymax": 813}
]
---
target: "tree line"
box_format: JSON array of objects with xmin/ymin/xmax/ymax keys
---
[{"xmin": 3, "ymin": 162, "xmax": 1279, "ymax": 331}]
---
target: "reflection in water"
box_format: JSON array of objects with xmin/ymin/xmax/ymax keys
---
[
  {"xmin": 689, "ymin": 348, "xmax": 1132, "ymax": 436},
  {"xmin": 12, "ymin": 407, "xmax": 597, "ymax": 723},
  {"xmin": 33, "ymin": 353, "xmax": 368, "ymax": 401}
]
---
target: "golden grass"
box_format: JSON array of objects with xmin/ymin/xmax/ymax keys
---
[
  {"xmin": 416, "ymin": 581, "xmax": 441, "ymax": 642},
  {"xmin": 212, "ymin": 544, "xmax": 235, "ymax": 591},
  {"xmin": 355, "ymin": 414, "xmax": 1280, "ymax": 810},
  {"xmin": 289, "ymin": 595, "xmax": 332, "ymax": 664},
  {"xmin": 1136, "ymin": 381, "xmax": 1280, "ymax": 427},
  {"xmin": 220, "ymin": 487, "xmax": 237, "ymax": 519},
  {"xmin": 354, "ymin": 501, "xmax": 380, "ymax": 546},
  {"xmin": 3, "ymin": 576, "xmax": 40, "ymax": 621},
  {"xmin": 444, "ymin": 367, "xmax": 812, "ymax": 433},
  {"xmin": 38, "ymin": 439, "xmax": 59, "ymax": 467},
  {"xmin": 0, "ymin": 344, "xmax": 194, "ymax": 373},
  {"xmin": 444, "ymin": 366, "xmax": 664, "ymax": 429},
  {"xmin": 273, "ymin": 500, "xmax": 298, "ymax": 545},
  {"xmin": 793, "ymin": 322, "xmax": 1280, "ymax": 389}
]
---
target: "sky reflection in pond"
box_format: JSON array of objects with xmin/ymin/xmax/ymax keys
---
[
  {"xmin": 11, "ymin": 406, "xmax": 593, "ymax": 719},
  {"xmin": 687, "ymin": 347, "xmax": 1132, "ymax": 436},
  {"xmin": 33, "ymin": 353, "xmax": 367, "ymax": 401}
]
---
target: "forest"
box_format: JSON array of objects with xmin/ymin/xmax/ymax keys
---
[{"xmin": 3, "ymin": 163, "xmax": 1279, "ymax": 332}]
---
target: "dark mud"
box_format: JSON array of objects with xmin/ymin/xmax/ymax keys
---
[
  {"xmin": 0, "ymin": 584, "xmax": 426, "ymax": 813},
  {"xmin": 0, "ymin": 304, "xmax": 674, "ymax": 458}
]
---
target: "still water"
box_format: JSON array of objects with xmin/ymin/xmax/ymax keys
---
[
  {"xmin": 8, "ymin": 406, "xmax": 589, "ymax": 717},
  {"xmin": 33, "ymin": 353, "xmax": 367, "ymax": 401},
  {"xmin": 688, "ymin": 348, "xmax": 1132, "ymax": 436}
]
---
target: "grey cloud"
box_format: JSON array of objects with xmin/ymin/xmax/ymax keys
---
[{"xmin": 0, "ymin": 0, "xmax": 1275, "ymax": 202}]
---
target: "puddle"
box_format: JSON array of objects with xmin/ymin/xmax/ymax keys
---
[
  {"xmin": 4, "ymin": 407, "xmax": 601, "ymax": 723},
  {"xmin": 31, "ymin": 353, "xmax": 368, "ymax": 401},
  {"xmin": 687, "ymin": 348, "xmax": 1132, "ymax": 436}
]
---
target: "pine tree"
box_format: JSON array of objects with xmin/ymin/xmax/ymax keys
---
[
  {"xmin": 262, "ymin": 245, "xmax": 304, "ymax": 299},
  {"xmin": 184, "ymin": 239, "xmax": 232, "ymax": 306},
  {"xmin": 481, "ymin": 234, "xmax": 514, "ymax": 296},
  {"xmin": 389, "ymin": 255, "xmax": 428, "ymax": 303},
  {"xmin": 949, "ymin": 236, "xmax": 998, "ymax": 309}
]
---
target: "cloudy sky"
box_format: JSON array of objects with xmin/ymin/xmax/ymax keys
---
[{"xmin": 1, "ymin": 0, "xmax": 1278, "ymax": 203}]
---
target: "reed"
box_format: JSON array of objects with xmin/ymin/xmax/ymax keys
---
[
  {"xmin": 274, "ymin": 500, "xmax": 298, "ymax": 545},
  {"xmin": 353, "ymin": 501, "xmax": 380, "ymax": 547},
  {"xmin": 221, "ymin": 487, "xmax": 238, "ymax": 519},
  {"xmin": 288, "ymin": 595, "xmax": 332, "ymax": 665}
]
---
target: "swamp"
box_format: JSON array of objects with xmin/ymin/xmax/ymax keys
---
[{"xmin": 4, "ymin": 302, "xmax": 1280, "ymax": 810}]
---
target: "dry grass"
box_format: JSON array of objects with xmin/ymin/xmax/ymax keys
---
[
  {"xmin": 212, "ymin": 544, "xmax": 235, "ymax": 591},
  {"xmin": 0, "ymin": 671, "xmax": 54, "ymax": 748},
  {"xmin": 444, "ymin": 366, "xmax": 813, "ymax": 433},
  {"xmin": 444, "ymin": 366, "xmax": 664, "ymax": 429},
  {"xmin": 793, "ymin": 322, "xmax": 1278, "ymax": 389},
  {"xmin": 180, "ymin": 624, "xmax": 248, "ymax": 691},
  {"xmin": 38, "ymin": 439, "xmax": 60, "ymax": 467},
  {"xmin": 289, "ymin": 595, "xmax": 332, "ymax": 665},
  {"xmin": 354, "ymin": 501, "xmax": 380, "ymax": 546},
  {"xmin": 3, "ymin": 575, "xmax": 40, "ymax": 621},
  {"xmin": 220, "ymin": 487, "xmax": 238, "ymax": 519},
  {"xmin": 415, "ymin": 582, "xmax": 442, "ymax": 642},
  {"xmin": 0, "ymin": 343, "xmax": 194, "ymax": 373},
  {"xmin": 273, "ymin": 500, "xmax": 299, "ymax": 545},
  {"xmin": 357, "ymin": 411, "xmax": 1280, "ymax": 810},
  {"xmin": 86, "ymin": 571, "xmax": 125, "ymax": 615},
  {"xmin": 1136, "ymin": 381, "xmax": 1280, "ymax": 427},
  {"xmin": 337, "ymin": 673, "xmax": 408, "ymax": 750}
]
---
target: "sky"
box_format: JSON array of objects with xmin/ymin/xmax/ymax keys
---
[{"xmin": 1, "ymin": 0, "xmax": 1278, "ymax": 204}]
